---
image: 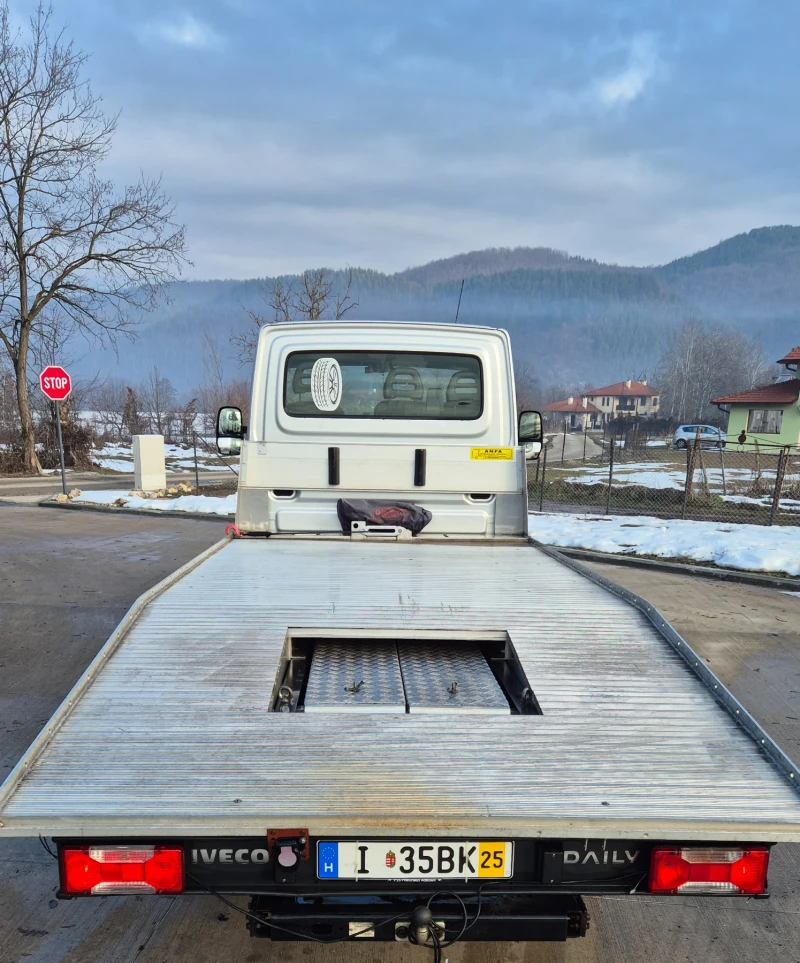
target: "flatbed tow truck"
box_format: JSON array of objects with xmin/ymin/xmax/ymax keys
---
[{"xmin": 3, "ymin": 321, "xmax": 800, "ymax": 953}]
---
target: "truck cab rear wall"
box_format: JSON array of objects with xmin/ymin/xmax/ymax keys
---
[{"xmin": 239, "ymin": 442, "xmax": 522, "ymax": 492}]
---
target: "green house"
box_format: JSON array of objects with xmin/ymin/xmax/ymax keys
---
[{"xmin": 712, "ymin": 347, "xmax": 800, "ymax": 447}]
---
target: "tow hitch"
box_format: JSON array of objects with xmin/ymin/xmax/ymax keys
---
[{"xmin": 245, "ymin": 893, "xmax": 588, "ymax": 943}]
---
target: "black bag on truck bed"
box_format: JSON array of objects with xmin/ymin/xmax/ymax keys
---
[{"xmin": 337, "ymin": 499, "xmax": 432, "ymax": 535}]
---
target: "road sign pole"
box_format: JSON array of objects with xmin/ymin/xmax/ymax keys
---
[
  {"xmin": 38, "ymin": 366, "xmax": 72, "ymax": 489},
  {"xmin": 54, "ymin": 401, "xmax": 67, "ymax": 495}
]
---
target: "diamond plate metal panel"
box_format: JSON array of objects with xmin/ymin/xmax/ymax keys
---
[
  {"xmin": 304, "ymin": 641, "xmax": 406, "ymax": 714},
  {"xmin": 398, "ymin": 642, "xmax": 509, "ymax": 714}
]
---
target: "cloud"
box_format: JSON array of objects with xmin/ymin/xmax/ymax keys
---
[
  {"xmin": 595, "ymin": 33, "xmax": 659, "ymax": 107},
  {"xmin": 106, "ymin": 112, "xmax": 686, "ymax": 276},
  {"xmin": 137, "ymin": 12, "xmax": 223, "ymax": 50}
]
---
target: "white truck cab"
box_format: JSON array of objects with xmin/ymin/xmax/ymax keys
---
[{"xmin": 218, "ymin": 321, "xmax": 543, "ymax": 538}]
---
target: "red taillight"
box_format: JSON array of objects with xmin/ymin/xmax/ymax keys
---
[
  {"xmin": 649, "ymin": 847, "xmax": 769, "ymax": 895},
  {"xmin": 60, "ymin": 845, "xmax": 184, "ymax": 895}
]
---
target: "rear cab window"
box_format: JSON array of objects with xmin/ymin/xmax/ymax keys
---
[{"xmin": 283, "ymin": 351, "xmax": 483, "ymax": 420}]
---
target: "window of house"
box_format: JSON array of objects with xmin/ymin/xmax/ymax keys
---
[
  {"xmin": 652, "ymin": 397, "xmax": 658, "ymax": 406},
  {"xmin": 747, "ymin": 409, "xmax": 783, "ymax": 434}
]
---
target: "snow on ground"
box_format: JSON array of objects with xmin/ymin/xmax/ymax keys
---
[
  {"xmin": 92, "ymin": 442, "xmax": 237, "ymax": 473},
  {"xmin": 71, "ymin": 489, "xmax": 236, "ymax": 515},
  {"xmin": 559, "ymin": 463, "xmax": 778, "ymax": 490},
  {"xmin": 93, "ymin": 458, "xmax": 136, "ymax": 472},
  {"xmin": 528, "ymin": 511, "xmax": 800, "ymax": 577},
  {"xmin": 561, "ymin": 466, "xmax": 686, "ymax": 489}
]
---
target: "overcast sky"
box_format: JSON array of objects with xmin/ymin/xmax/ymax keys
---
[{"xmin": 16, "ymin": 0, "xmax": 800, "ymax": 278}]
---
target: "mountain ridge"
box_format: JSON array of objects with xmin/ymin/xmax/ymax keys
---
[{"xmin": 74, "ymin": 226, "xmax": 800, "ymax": 392}]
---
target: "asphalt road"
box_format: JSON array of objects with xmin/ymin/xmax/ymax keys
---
[{"xmin": 1, "ymin": 504, "xmax": 799, "ymax": 962}]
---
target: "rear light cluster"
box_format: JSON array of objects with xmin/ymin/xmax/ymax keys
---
[
  {"xmin": 60, "ymin": 845, "xmax": 184, "ymax": 895},
  {"xmin": 649, "ymin": 847, "xmax": 769, "ymax": 895}
]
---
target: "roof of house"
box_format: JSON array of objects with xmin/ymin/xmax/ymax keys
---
[
  {"xmin": 543, "ymin": 397, "xmax": 602, "ymax": 413},
  {"xmin": 712, "ymin": 379, "xmax": 800, "ymax": 406},
  {"xmin": 584, "ymin": 380, "xmax": 658, "ymax": 398},
  {"xmin": 778, "ymin": 346, "xmax": 800, "ymax": 364}
]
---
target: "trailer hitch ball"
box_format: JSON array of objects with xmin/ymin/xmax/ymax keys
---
[{"xmin": 410, "ymin": 905, "xmax": 433, "ymax": 945}]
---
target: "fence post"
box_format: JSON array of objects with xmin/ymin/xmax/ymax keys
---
[
  {"xmin": 561, "ymin": 421, "xmax": 567, "ymax": 463},
  {"xmin": 682, "ymin": 426, "xmax": 701, "ymax": 517},
  {"xmin": 719, "ymin": 443, "xmax": 727, "ymax": 497},
  {"xmin": 193, "ymin": 432, "xmax": 200, "ymax": 492},
  {"xmin": 583, "ymin": 427, "xmax": 588, "ymax": 462},
  {"xmin": 769, "ymin": 448, "xmax": 788, "ymax": 526},
  {"xmin": 538, "ymin": 445, "xmax": 547, "ymax": 513},
  {"xmin": 605, "ymin": 439, "xmax": 615, "ymax": 515},
  {"xmin": 697, "ymin": 444, "xmax": 709, "ymax": 495}
]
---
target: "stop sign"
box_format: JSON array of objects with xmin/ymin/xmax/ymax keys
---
[{"xmin": 39, "ymin": 365, "xmax": 72, "ymax": 402}]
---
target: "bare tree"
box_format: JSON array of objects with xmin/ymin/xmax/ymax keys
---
[
  {"xmin": 513, "ymin": 358, "xmax": 543, "ymax": 412},
  {"xmin": 178, "ymin": 397, "xmax": 197, "ymax": 445},
  {"xmin": 90, "ymin": 377, "xmax": 128, "ymax": 439},
  {"xmin": 195, "ymin": 332, "xmax": 250, "ymax": 433},
  {"xmin": 0, "ymin": 5, "xmax": 188, "ymax": 472},
  {"xmin": 196, "ymin": 332, "xmax": 226, "ymax": 422},
  {"xmin": 0, "ymin": 358, "xmax": 16, "ymax": 444},
  {"xmin": 655, "ymin": 319, "xmax": 773, "ymax": 422},
  {"xmin": 140, "ymin": 366, "xmax": 177, "ymax": 440},
  {"xmin": 233, "ymin": 267, "xmax": 357, "ymax": 363},
  {"xmin": 122, "ymin": 386, "xmax": 142, "ymax": 438}
]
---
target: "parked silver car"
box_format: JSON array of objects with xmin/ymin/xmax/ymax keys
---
[{"xmin": 673, "ymin": 424, "xmax": 726, "ymax": 449}]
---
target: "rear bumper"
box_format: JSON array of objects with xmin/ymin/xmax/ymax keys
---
[{"xmin": 246, "ymin": 893, "xmax": 588, "ymax": 942}]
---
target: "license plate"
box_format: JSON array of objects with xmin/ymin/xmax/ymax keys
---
[{"xmin": 317, "ymin": 841, "xmax": 513, "ymax": 880}]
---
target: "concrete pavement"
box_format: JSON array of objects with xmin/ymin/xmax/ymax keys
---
[
  {"xmin": 0, "ymin": 470, "xmax": 234, "ymax": 501},
  {"xmin": 1, "ymin": 505, "xmax": 799, "ymax": 962},
  {"xmin": 545, "ymin": 431, "xmax": 603, "ymax": 464}
]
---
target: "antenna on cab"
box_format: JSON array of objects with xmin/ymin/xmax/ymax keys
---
[{"xmin": 454, "ymin": 279, "xmax": 465, "ymax": 324}]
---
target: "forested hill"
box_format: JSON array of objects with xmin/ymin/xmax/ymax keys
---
[
  {"xmin": 395, "ymin": 246, "xmax": 612, "ymax": 284},
  {"xmin": 657, "ymin": 225, "xmax": 800, "ymax": 281},
  {"xmin": 81, "ymin": 226, "xmax": 800, "ymax": 392}
]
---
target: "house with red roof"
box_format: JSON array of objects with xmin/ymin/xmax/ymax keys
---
[
  {"xmin": 542, "ymin": 395, "xmax": 602, "ymax": 430},
  {"xmin": 583, "ymin": 380, "xmax": 660, "ymax": 424},
  {"xmin": 712, "ymin": 347, "xmax": 800, "ymax": 447},
  {"xmin": 544, "ymin": 379, "xmax": 659, "ymax": 429}
]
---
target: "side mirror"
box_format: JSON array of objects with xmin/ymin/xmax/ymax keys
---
[
  {"xmin": 217, "ymin": 436, "xmax": 242, "ymax": 455},
  {"xmin": 519, "ymin": 410, "xmax": 543, "ymax": 443},
  {"xmin": 216, "ymin": 406, "xmax": 244, "ymax": 455},
  {"xmin": 519, "ymin": 410, "xmax": 543, "ymax": 460}
]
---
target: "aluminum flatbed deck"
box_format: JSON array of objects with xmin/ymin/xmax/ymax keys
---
[{"xmin": 2, "ymin": 537, "xmax": 800, "ymax": 841}]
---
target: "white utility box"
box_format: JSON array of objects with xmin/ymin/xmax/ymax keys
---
[{"xmin": 133, "ymin": 435, "xmax": 166, "ymax": 491}]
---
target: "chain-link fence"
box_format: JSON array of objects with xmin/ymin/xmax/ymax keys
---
[
  {"xmin": 528, "ymin": 430, "xmax": 800, "ymax": 527},
  {"xmin": 188, "ymin": 431, "xmax": 239, "ymax": 496}
]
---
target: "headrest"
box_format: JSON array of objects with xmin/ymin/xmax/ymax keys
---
[
  {"xmin": 292, "ymin": 364, "xmax": 313, "ymax": 395},
  {"xmin": 446, "ymin": 370, "xmax": 480, "ymax": 403},
  {"xmin": 383, "ymin": 367, "xmax": 424, "ymax": 400}
]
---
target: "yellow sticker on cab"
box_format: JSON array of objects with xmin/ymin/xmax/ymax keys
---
[{"xmin": 470, "ymin": 447, "xmax": 514, "ymax": 460}]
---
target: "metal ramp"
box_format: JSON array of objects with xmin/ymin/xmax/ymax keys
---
[
  {"xmin": 398, "ymin": 642, "xmax": 510, "ymax": 715},
  {"xmin": 302, "ymin": 640, "xmax": 511, "ymax": 715},
  {"xmin": 303, "ymin": 641, "xmax": 406, "ymax": 714}
]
